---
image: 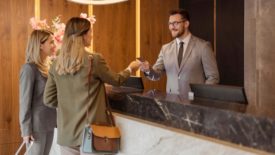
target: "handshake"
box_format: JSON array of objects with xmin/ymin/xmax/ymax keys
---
[{"xmin": 127, "ymin": 57, "xmax": 150, "ymax": 73}]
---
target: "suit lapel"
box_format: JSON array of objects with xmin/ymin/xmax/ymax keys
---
[{"xmin": 179, "ymin": 35, "xmax": 195, "ymax": 72}]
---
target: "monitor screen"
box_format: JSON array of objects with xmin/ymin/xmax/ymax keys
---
[
  {"xmin": 190, "ymin": 84, "xmax": 247, "ymax": 104},
  {"xmin": 121, "ymin": 76, "xmax": 144, "ymax": 90}
]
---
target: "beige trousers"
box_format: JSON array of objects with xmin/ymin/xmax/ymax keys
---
[{"xmin": 60, "ymin": 146, "xmax": 97, "ymax": 155}]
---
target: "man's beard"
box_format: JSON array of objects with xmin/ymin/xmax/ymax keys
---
[{"xmin": 171, "ymin": 29, "xmax": 185, "ymax": 38}]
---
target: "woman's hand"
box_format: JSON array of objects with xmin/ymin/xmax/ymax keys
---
[
  {"xmin": 128, "ymin": 60, "xmax": 141, "ymax": 73},
  {"xmin": 23, "ymin": 135, "xmax": 34, "ymax": 143}
]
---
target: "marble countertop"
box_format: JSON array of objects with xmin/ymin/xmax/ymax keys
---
[{"xmin": 106, "ymin": 86, "xmax": 275, "ymax": 154}]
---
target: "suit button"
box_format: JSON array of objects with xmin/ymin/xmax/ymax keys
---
[{"xmin": 178, "ymin": 76, "xmax": 180, "ymax": 79}]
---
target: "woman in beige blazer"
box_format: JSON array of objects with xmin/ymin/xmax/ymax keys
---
[
  {"xmin": 19, "ymin": 30, "xmax": 57, "ymax": 155},
  {"xmin": 43, "ymin": 17, "xmax": 140, "ymax": 155}
]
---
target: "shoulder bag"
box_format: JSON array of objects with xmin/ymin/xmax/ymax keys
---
[{"xmin": 81, "ymin": 57, "xmax": 121, "ymax": 154}]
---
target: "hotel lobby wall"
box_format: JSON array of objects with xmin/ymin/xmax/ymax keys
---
[
  {"xmin": 244, "ymin": 0, "xmax": 275, "ymax": 118},
  {"xmin": 0, "ymin": 0, "xmax": 34, "ymax": 154},
  {"xmin": 93, "ymin": 0, "xmax": 136, "ymax": 73},
  {"xmin": 40, "ymin": 0, "xmax": 88, "ymax": 26},
  {"xmin": 2, "ymin": 0, "xmax": 275, "ymax": 154}
]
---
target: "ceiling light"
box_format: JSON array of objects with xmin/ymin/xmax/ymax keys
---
[{"xmin": 67, "ymin": 0, "xmax": 128, "ymax": 5}]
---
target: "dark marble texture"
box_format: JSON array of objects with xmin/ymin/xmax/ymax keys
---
[{"xmin": 106, "ymin": 86, "xmax": 275, "ymax": 153}]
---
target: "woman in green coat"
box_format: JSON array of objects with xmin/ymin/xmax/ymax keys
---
[{"xmin": 43, "ymin": 17, "xmax": 140, "ymax": 155}]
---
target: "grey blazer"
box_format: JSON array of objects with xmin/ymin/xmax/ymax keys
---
[
  {"xmin": 146, "ymin": 35, "xmax": 219, "ymax": 96},
  {"xmin": 19, "ymin": 63, "xmax": 56, "ymax": 137}
]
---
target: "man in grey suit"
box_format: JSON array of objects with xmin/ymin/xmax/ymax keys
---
[{"xmin": 140, "ymin": 9, "xmax": 219, "ymax": 96}]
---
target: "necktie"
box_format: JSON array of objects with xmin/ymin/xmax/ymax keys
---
[{"xmin": 178, "ymin": 42, "xmax": 184, "ymax": 67}]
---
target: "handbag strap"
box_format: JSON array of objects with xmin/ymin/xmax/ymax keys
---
[
  {"xmin": 85, "ymin": 57, "xmax": 93, "ymax": 125},
  {"xmin": 86, "ymin": 57, "xmax": 116, "ymax": 126},
  {"xmin": 104, "ymin": 86, "xmax": 116, "ymax": 126}
]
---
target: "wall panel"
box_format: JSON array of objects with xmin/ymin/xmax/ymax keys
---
[
  {"xmin": 93, "ymin": 0, "xmax": 136, "ymax": 73},
  {"xmin": 41, "ymin": 0, "xmax": 88, "ymax": 25},
  {"xmin": 180, "ymin": 0, "xmax": 214, "ymax": 45},
  {"xmin": 216, "ymin": 0, "xmax": 244, "ymax": 86},
  {"xmin": 245, "ymin": 0, "xmax": 275, "ymax": 118},
  {"xmin": 0, "ymin": 0, "xmax": 34, "ymax": 154}
]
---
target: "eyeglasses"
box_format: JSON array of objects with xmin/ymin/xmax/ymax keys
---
[{"xmin": 168, "ymin": 20, "xmax": 185, "ymax": 27}]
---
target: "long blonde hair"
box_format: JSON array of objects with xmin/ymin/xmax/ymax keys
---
[
  {"xmin": 25, "ymin": 30, "xmax": 53, "ymax": 77},
  {"xmin": 55, "ymin": 17, "xmax": 91, "ymax": 75}
]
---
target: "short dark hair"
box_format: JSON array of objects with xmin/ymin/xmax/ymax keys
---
[{"xmin": 169, "ymin": 9, "xmax": 190, "ymax": 21}]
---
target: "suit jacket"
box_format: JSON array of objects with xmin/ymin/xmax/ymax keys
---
[
  {"xmin": 146, "ymin": 35, "xmax": 219, "ymax": 96},
  {"xmin": 19, "ymin": 63, "xmax": 57, "ymax": 137},
  {"xmin": 43, "ymin": 52, "xmax": 131, "ymax": 147}
]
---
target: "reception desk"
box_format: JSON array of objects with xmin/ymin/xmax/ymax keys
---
[
  {"xmin": 106, "ymin": 86, "xmax": 275, "ymax": 154},
  {"xmin": 49, "ymin": 85, "xmax": 275, "ymax": 155}
]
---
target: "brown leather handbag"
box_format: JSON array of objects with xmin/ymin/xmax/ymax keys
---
[
  {"xmin": 90, "ymin": 122, "xmax": 121, "ymax": 153},
  {"xmin": 82, "ymin": 110, "xmax": 121, "ymax": 154},
  {"xmin": 81, "ymin": 57, "xmax": 121, "ymax": 154}
]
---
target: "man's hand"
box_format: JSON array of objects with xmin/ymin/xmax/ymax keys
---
[{"xmin": 139, "ymin": 61, "xmax": 150, "ymax": 72}]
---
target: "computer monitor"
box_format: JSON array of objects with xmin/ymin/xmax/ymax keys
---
[
  {"xmin": 190, "ymin": 84, "xmax": 247, "ymax": 104},
  {"xmin": 121, "ymin": 76, "xmax": 144, "ymax": 89}
]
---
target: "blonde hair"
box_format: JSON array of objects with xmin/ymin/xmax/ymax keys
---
[
  {"xmin": 56, "ymin": 17, "xmax": 91, "ymax": 75},
  {"xmin": 25, "ymin": 30, "xmax": 53, "ymax": 77}
]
